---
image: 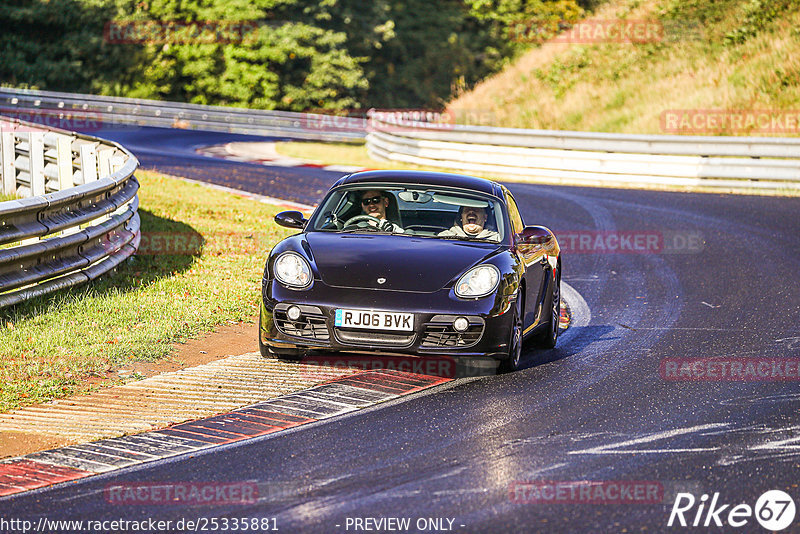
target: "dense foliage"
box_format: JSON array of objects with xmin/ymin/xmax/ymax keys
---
[{"xmin": 0, "ymin": 0, "xmax": 585, "ymax": 110}]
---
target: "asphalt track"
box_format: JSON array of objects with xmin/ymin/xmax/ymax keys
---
[
  {"xmin": 93, "ymin": 126, "xmax": 346, "ymax": 204},
  {"xmin": 3, "ymin": 128, "xmax": 800, "ymax": 532}
]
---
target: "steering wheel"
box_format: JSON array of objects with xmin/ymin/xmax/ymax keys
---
[{"xmin": 343, "ymin": 214, "xmax": 384, "ymax": 230}]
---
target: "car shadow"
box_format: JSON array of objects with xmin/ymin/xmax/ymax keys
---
[
  {"xmin": 518, "ymin": 325, "xmax": 618, "ymax": 371},
  {"xmin": 291, "ymin": 325, "xmax": 618, "ymax": 380},
  {"xmin": 278, "ymin": 319, "xmax": 618, "ymax": 380},
  {"xmin": 297, "ymin": 351, "xmax": 495, "ymax": 380},
  {"xmin": 2, "ymin": 208, "xmax": 203, "ymax": 320}
]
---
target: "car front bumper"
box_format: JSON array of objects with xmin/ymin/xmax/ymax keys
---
[{"xmin": 260, "ymin": 279, "xmax": 517, "ymax": 359}]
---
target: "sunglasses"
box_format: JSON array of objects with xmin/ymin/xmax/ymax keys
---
[{"xmin": 361, "ymin": 196, "xmax": 383, "ymax": 206}]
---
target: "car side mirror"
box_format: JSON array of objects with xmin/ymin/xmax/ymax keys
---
[
  {"xmin": 275, "ymin": 210, "xmax": 306, "ymax": 229},
  {"xmin": 517, "ymin": 225, "xmax": 553, "ymax": 246}
]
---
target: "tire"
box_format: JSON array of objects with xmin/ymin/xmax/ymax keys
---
[
  {"xmin": 259, "ymin": 309, "xmax": 303, "ymax": 361},
  {"xmin": 535, "ymin": 264, "xmax": 561, "ymax": 349},
  {"xmin": 498, "ymin": 293, "xmax": 524, "ymax": 373},
  {"xmin": 259, "ymin": 336, "xmax": 303, "ymax": 361}
]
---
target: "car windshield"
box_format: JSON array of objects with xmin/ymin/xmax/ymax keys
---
[{"xmin": 308, "ymin": 185, "xmax": 505, "ymax": 242}]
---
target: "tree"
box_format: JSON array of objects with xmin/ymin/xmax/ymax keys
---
[
  {"xmin": 0, "ymin": 0, "xmax": 137, "ymax": 92},
  {"xmin": 1, "ymin": 0, "xmax": 584, "ymax": 111}
]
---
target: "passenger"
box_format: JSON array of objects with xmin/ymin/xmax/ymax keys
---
[
  {"xmin": 359, "ymin": 189, "xmax": 404, "ymax": 233},
  {"xmin": 438, "ymin": 205, "xmax": 499, "ymax": 241}
]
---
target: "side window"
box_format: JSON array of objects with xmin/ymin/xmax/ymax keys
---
[{"xmin": 505, "ymin": 191, "xmax": 524, "ymax": 234}]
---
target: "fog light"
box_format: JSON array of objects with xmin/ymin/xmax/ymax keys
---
[
  {"xmin": 287, "ymin": 305, "xmax": 301, "ymax": 321},
  {"xmin": 453, "ymin": 316, "xmax": 469, "ymax": 332}
]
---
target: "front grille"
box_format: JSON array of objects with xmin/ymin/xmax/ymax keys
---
[
  {"xmin": 421, "ymin": 315, "xmax": 484, "ymax": 348},
  {"xmin": 274, "ymin": 304, "xmax": 330, "ymax": 340},
  {"xmin": 335, "ymin": 329, "xmax": 416, "ymax": 347}
]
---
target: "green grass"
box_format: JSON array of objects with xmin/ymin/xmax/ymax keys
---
[
  {"xmin": 274, "ymin": 141, "xmax": 446, "ymax": 172},
  {"xmin": 0, "ymin": 171, "xmax": 296, "ymax": 412},
  {"xmin": 275, "ymin": 140, "xmax": 509, "ymax": 177}
]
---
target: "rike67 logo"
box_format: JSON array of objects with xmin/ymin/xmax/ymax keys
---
[{"xmin": 669, "ymin": 490, "xmax": 796, "ymax": 531}]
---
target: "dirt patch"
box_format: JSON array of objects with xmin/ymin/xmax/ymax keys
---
[
  {"xmin": 0, "ymin": 431, "xmax": 70, "ymax": 458},
  {"xmin": 0, "ymin": 318, "xmax": 259, "ymax": 459},
  {"xmin": 129, "ymin": 318, "xmax": 258, "ymax": 379}
]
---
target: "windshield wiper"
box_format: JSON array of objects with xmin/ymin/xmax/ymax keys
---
[
  {"xmin": 338, "ymin": 227, "xmax": 383, "ymax": 233},
  {"xmin": 435, "ymin": 235, "xmax": 496, "ymax": 242}
]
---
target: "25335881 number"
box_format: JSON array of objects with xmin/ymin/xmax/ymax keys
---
[{"xmin": 195, "ymin": 517, "xmax": 278, "ymax": 531}]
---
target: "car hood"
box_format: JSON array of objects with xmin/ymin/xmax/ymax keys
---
[{"xmin": 305, "ymin": 232, "xmax": 503, "ymax": 292}]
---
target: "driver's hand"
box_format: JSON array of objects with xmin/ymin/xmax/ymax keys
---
[
  {"xmin": 377, "ymin": 219, "xmax": 394, "ymax": 232},
  {"xmin": 323, "ymin": 213, "xmax": 339, "ymax": 229}
]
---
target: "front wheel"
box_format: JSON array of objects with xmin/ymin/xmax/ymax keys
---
[
  {"xmin": 498, "ymin": 294, "xmax": 524, "ymax": 373},
  {"xmin": 259, "ymin": 337, "xmax": 303, "ymax": 361},
  {"xmin": 535, "ymin": 264, "xmax": 561, "ymax": 349},
  {"xmin": 259, "ymin": 309, "xmax": 303, "ymax": 361}
]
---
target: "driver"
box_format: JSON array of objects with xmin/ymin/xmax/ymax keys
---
[
  {"xmin": 438, "ymin": 205, "xmax": 499, "ymax": 241},
  {"xmin": 357, "ymin": 190, "xmax": 404, "ymax": 233}
]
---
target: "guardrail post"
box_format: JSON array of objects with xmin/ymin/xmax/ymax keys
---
[
  {"xmin": 110, "ymin": 155, "xmax": 125, "ymax": 174},
  {"xmin": 80, "ymin": 144, "xmax": 98, "ymax": 183},
  {"xmin": 29, "ymin": 132, "xmax": 45, "ymax": 197},
  {"xmin": 96, "ymin": 148, "xmax": 115, "ymax": 223},
  {"xmin": 1, "ymin": 132, "xmax": 15, "ymax": 196},
  {"xmin": 56, "ymin": 135, "xmax": 74, "ymax": 191},
  {"xmin": 97, "ymin": 148, "xmax": 113, "ymax": 178}
]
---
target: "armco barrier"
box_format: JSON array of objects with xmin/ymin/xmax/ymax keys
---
[
  {"xmin": 0, "ymin": 87, "xmax": 364, "ymax": 143},
  {"xmin": 0, "ymin": 117, "xmax": 140, "ymax": 308},
  {"xmin": 366, "ymin": 112, "xmax": 800, "ymax": 190},
  {"xmin": 5, "ymin": 88, "xmax": 799, "ymax": 190}
]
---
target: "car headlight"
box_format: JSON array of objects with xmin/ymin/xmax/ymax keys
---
[
  {"xmin": 273, "ymin": 252, "xmax": 312, "ymax": 288},
  {"xmin": 455, "ymin": 264, "xmax": 500, "ymax": 298}
]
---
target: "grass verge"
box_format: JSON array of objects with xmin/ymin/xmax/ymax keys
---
[
  {"xmin": 448, "ymin": 0, "xmax": 800, "ymax": 135},
  {"xmin": 274, "ymin": 140, "xmax": 447, "ymax": 172},
  {"xmin": 0, "ymin": 170, "xmax": 296, "ymax": 412}
]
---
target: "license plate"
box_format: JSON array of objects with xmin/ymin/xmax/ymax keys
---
[{"xmin": 335, "ymin": 309, "xmax": 414, "ymax": 331}]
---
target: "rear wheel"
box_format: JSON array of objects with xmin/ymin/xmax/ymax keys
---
[
  {"xmin": 498, "ymin": 294, "xmax": 524, "ymax": 373},
  {"xmin": 535, "ymin": 264, "xmax": 561, "ymax": 349}
]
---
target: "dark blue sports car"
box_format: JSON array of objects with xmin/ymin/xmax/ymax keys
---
[{"xmin": 259, "ymin": 170, "xmax": 561, "ymax": 372}]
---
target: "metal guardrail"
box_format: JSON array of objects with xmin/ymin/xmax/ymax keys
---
[
  {"xmin": 0, "ymin": 87, "xmax": 365, "ymax": 143},
  {"xmin": 366, "ymin": 112, "xmax": 800, "ymax": 189},
  {"xmin": 6, "ymin": 88, "xmax": 799, "ymax": 189},
  {"xmin": 0, "ymin": 117, "xmax": 140, "ymax": 309}
]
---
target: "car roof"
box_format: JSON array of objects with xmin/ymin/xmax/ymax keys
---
[{"xmin": 335, "ymin": 170, "xmax": 502, "ymax": 197}]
